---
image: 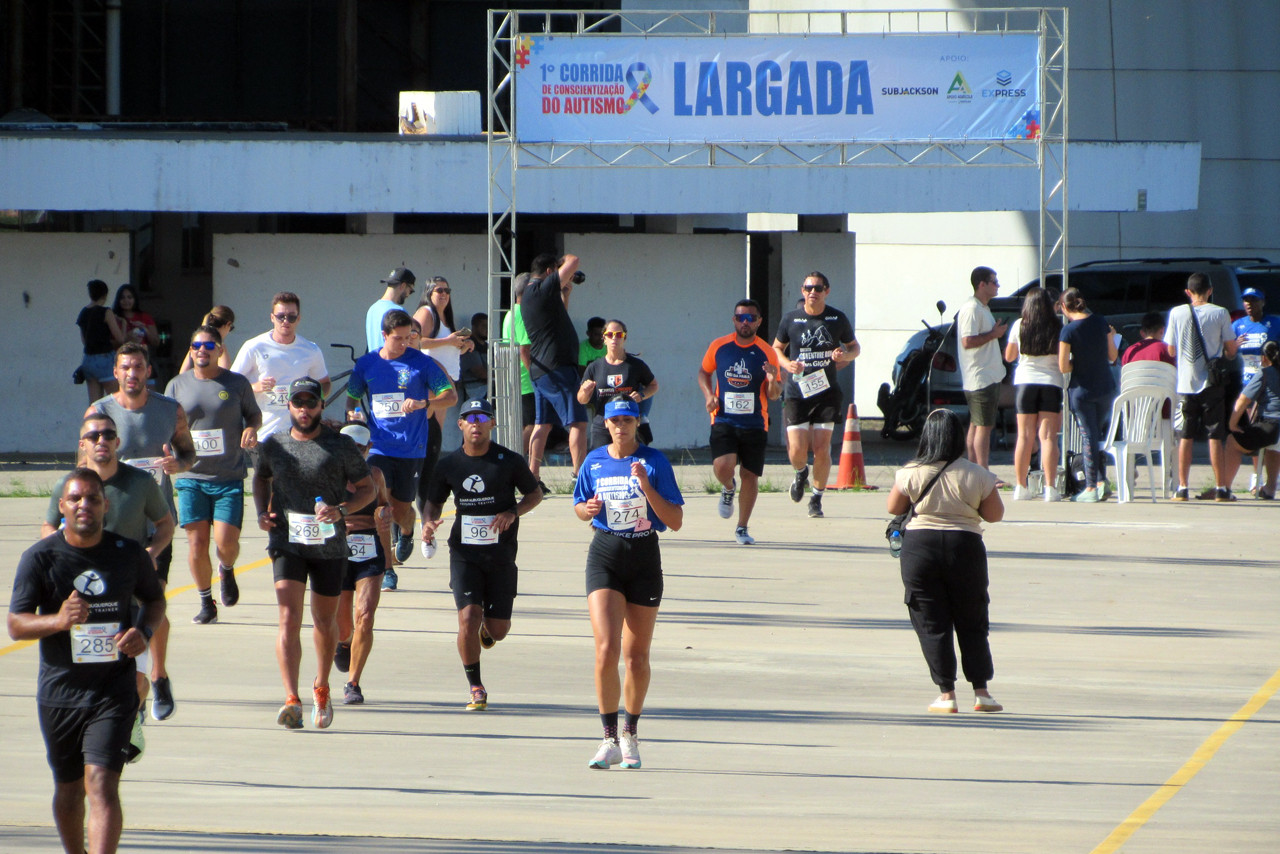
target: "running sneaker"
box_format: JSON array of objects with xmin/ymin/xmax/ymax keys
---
[
  {"xmin": 334, "ymin": 641, "xmax": 351, "ymax": 673},
  {"xmin": 1044, "ymin": 486, "xmax": 1063, "ymax": 502},
  {"xmin": 734, "ymin": 526, "xmax": 755, "ymax": 545},
  {"xmin": 218, "ymin": 563, "xmax": 239, "ymax": 607},
  {"xmin": 125, "ymin": 709, "xmax": 145, "ymax": 764},
  {"xmin": 1073, "ymin": 488, "xmax": 1100, "ymax": 503},
  {"xmin": 277, "ymin": 695, "xmax": 303, "ymax": 729},
  {"xmin": 150, "ymin": 676, "xmax": 175, "ymax": 721},
  {"xmin": 421, "ymin": 538, "xmax": 437, "ymax": 559},
  {"xmin": 192, "ymin": 601, "xmax": 218, "ymax": 625},
  {"xmin": 342, "ymin": 681, "xmax": 364, "ymax": 705},
  {"xmin": 479, "ymin": 623, "xmax": 496, "ymax": 649},
  {"xmin": 789, "ymin": 467, "xmax": 809, "ymax": 503},
  {"xmin": 588, "ymin": 737, "xmax": 622, "ymax": 769},
  {"xmin": 718, "ymin": 481, "xmax": 735, "ymax": 519},
  {"xmin": 1216, "ymin": 487, "xmax": 1237, "ymax": 502},
  {"xmin": 1012, "ymin": 485, "xmax": 1034, "ymax": 501},
  {"xmin": 1172, "ymin": 487, "xmax": 1190, "ymax": 502},
  {"xmin": 807, "ymin": 493, "xmax": 824, "ymax": 518},
  {"xmin": 381, "ymin": 567, "xmax": 398, "ymax": 592},
  {"xmin": 312, "ymin": 683, "xmax": 334, "ymax": 729},
  {"xmin": 619, "ymin": 732, "xmax": 642, "ymax": 769},
  {"xmin": 973, "ymin": 694, "xmax": 1004, "ymax": 713},
  {"xmin": 466, "ymin": 686, "xmax": 488, "ymax": 711},
  {"xmin": 394, "ymin": 533, "xmax": 414, "ymax": 564}
]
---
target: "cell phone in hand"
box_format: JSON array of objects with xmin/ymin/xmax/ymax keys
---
[{"xmin": 457, "ymin": 327, "xmax": 472, "ymax": 337}]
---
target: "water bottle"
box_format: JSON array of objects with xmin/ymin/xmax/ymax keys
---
[
  {"xmin": 889, "ymin": 529, "xmax": 903, "ymax": 558},
  {"xmin": 352, "ymin": 405, "xmax": 365, "ymax": 423},
  {"xmin": 313, "ymin": 496, "xmax": 336, "ymax": 540}
]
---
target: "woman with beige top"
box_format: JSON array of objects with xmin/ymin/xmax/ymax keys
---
[{"xmin": 886, "ymin": 409, "xmax": 1005, "ymax": 714}]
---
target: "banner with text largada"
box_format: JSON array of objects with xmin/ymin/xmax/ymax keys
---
[{"xmin": 514, "ymin": 33, "xmax": 1040, "ymax": 144}]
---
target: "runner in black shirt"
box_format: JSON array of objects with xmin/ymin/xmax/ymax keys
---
[
  {"xmin": 9, "ymin": 469, "xmax": 165, "ymax": 854},
  {"xmin": 423, "ymin": 398, "xmax": 542, "ymax": 711}
]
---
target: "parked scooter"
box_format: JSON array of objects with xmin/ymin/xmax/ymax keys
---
[{"xmin": 877, "ymin": 300, "xmax": 950, "ymax": 441}]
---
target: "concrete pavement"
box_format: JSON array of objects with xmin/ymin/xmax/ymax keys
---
[{"xmin": 2, "ymin": 465, "xmax": 1278, "ymax": 853}]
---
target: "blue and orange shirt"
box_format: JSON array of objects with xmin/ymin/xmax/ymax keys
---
[{"xmin": 700, "ymin": 334, "xmax": 779, "ymax": 431}]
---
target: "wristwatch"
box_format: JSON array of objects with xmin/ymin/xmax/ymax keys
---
[
  {"xmin": 139, "ymin": 624, "xmax": 154, "ymax": 642},
  {"xmin": 338, "ymin": 504, "xmax": 349, "ymax": 518}
]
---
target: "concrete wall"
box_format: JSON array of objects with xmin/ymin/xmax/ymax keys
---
[{"xmin": 1, "ymin": 233, "xmax": 132, "ymax": 453}]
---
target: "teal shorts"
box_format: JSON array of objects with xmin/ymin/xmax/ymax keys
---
[{"xmin": 176, "ymin": 479, "xmax": 245, "ymax": 529}]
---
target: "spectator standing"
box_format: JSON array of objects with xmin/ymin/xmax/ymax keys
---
[
  {"xmin": 178, "ymin": 306, "xmax": 235, "ymax": 373},
  {"xmin": 956, "ymin": 266, "xmax": 1008, "ymax": 471},
  {"xmin": 1003, "ymin": 287, "xmax": 1064, "ymax": 501},
  {"xmin": 1164, "ymin": 273, "xmax": 1240, "ymax": 501},
  {"xmin": 1058, "ymin": 288, "xmax": 1118, "ymax": 503},
  {"xmin": 75, "ymin": 279, "xmax": 126, "ymax": 402}
]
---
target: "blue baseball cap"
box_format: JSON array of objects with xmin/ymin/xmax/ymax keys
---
[
  {"xmin": 459, "ymin": 398, "xmax": 495, "ymax": 417},
  {"xmin": 1242, "ymin": 288, "xmax": 1264, "ymax": 300},
  {"xmin": 603, "ymin": 399, "xmax": 640, "ymax": 419}
]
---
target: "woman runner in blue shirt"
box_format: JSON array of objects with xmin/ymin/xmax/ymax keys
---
[{"xmin": 573, "ymin": 399, "xmax": 683, "ymax": 770}]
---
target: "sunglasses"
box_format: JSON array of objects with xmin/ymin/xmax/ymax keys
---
[
  {"xmin": 734, "ymin": 313, "xmax": 760, "ymax": 323},
  {"xmin": 190, "ymin": 340, "xmax": 218, "ymax": 351},
  {"xmin": 463, "ymin": 413, "xmax": 492, "ymax": 424},
  {"xmin": 273, "ymin": 313, "xmax": 300, "ymax": 323},
  {"xmin": 802, "ymin": 284, "xmax": 828, "ymax": 292},
  {"xmin": 81, "ymin": 429, "xmax": 118, "ymax": 443},
  {"xmin": 603, "ymin": 331, "xmax": 627, "ymax": 340},
  {"xmin": 433, "ymin": 288, "xmax": 451, "ymax": 295},
  {"xmin": 290, "ymin": 396, "xmax": 322, "ymax": 409}
]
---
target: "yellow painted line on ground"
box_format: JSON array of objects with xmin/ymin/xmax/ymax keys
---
[
  {"xmin": 1091, "ymin": 664, "xmax": 1280, "ymax": 853},
  {"xmin": 0, "ymin": 557, "xmax": 271, "ymax": 658}
]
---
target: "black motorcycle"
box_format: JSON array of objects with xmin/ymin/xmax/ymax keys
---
[{"xmin": 877, "ymin": 300, "xmax": 950, "ymax": 441}]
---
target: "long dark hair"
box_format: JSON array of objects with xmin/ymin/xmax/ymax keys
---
[
  {"xmin": 112, "ymin": 284, "xmax": 142, "ymax": 316},
  {"xmin": 912, "ymin": 409, "xmax": 966, "ymax": 466},
  {"xmin": 1018, "ymin": 286, "xmax": 1061, "ymax": 356},
  {"xmin": 417, "ymin": 277, "xmax": 456, "ymax": 337}
]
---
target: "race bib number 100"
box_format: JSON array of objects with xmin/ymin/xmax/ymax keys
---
[{"xmin": 191, "ymin": 428, "xmax": 225, "ymax": 457}]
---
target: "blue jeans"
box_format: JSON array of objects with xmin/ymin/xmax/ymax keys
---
[{"xmin": 1069, "ymin": 387, "xmax": 1115, "ymax": 489}]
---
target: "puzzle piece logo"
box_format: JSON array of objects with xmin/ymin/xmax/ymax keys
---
[
  {"xmin": 515, "ymin": 35, "xmax": 533, "ymax": 70},
  {"xmin": 1007, "ymin": 108, "xmax": 1040, "ymax": 140}
]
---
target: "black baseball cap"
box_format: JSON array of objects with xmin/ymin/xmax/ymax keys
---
[
  {"xmin": 382, "ymin": 267, "xmax": 416, "ymax": 286},
  {"xmin": 288, "ymin": 377, "xmax": 324, "ymax": 402}
]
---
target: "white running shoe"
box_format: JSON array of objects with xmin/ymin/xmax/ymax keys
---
[
  {"xmin": 1012, "ymin": 485, "xmax": 1034, "ymax": 501},
  {"xmin": 1044, "ymin": 486, "xmax": 1063, "ymax": 502},
  {"xmin": 718, "ymin": 481, "xmax": 735, "ymax": 519},
  {"xmin": 421, "ymin": 538, "xmax": 436, "ymax": 559},
  {"xmin": 734, "ymin": 526, "xmax": 755, "ymax": 545},
  {"xmin": 588, "ymin": 737, "xmax": 622, "ymax": 769},
  {"xmin": 619, "ymin": 732, "xmax": 641, "ymax": 769}
]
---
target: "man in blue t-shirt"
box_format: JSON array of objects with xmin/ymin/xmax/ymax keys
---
[
  {"xmin": 1232, "ymin": 288, "xmax": 1280, "ymax": 384},
  {"xmin": 347, "ymin": 309, "xmax": 456, "ymax": 563},
  {"xmin": 364, "ymin": 267, "xmax": 416, "ymax": 353}
]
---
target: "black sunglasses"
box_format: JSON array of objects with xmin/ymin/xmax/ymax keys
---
[
  {"xmin": 190, "ymin": 341, "xmax": 218, "ymax": 351},
  {"xmin": 734, "ymin": 313, "xmax": 760, "ymax": 323},
  {"xmin": 273, "ymin": 312, "xmax": 300, "ymax": 322},
  {"xmin": 81, "ymin": 429, "xmax": 118, "ymax": 443}
]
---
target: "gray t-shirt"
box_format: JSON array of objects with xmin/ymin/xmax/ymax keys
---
[
  {"xmin": 165, "ymin": 369, "xmax": 261, "ymax": 482},
  {"xmin": 92, "ymin": 393, "xmax": 182, "ymax": 515},
  {"xmin": 1164, "ymin": 303, "xmax": 1234, "ymax": 395},
  {"xmin": 257, "ymin": 427, "xmax": 370, "ymax": 560},
  {"xmin": 46, "ymin": 464, "xmax": 170, "ymax": 545}
]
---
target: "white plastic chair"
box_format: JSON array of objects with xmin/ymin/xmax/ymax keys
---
[
  {"xmin": 1102, "ymin": 386, "xmax": 1173, "ymax": 502},
  {"xmin": 1119, "ymin": 361, "xmax": 1178, "ymax": 494}
]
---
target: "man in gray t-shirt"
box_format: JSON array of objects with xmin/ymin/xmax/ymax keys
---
[
  {"xmin": 165, "ymin": 325, "xmax": 263, "ymax": 625},
  {"xmin": 252, "ymin": 377, "xmax": 375, "ymax": 731}
]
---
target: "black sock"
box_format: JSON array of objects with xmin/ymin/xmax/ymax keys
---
[
  {"xmin": 463, "ymin": 662, "xmax": 482, "ymax": 688},
  {"xmin": 198, "ymin": 588, "xmax": 212, "ymax": 605},
  {"xmin": 622, "ymin": 711, "xmax": 640, "ymax": 735},
  {"xmin": 601, "ymin": 711, "xmax": 618, "ymax": 740}
]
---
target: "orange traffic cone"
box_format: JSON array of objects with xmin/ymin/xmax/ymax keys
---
[{"xmin": 832, "ymin": 404, "xmax": 873, "ymax": 490}]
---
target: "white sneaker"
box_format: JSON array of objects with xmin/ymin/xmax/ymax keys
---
[
  {"xmin": 734, "ymin": 526, "xmax": 754, "ymax": 545},
  {"xmin": 619, "ymin": 732, "xmax": 641, "ymax": 769},
  {"xmin": 718, "ymin": 482, "xmax": 735, "ymax": 519},
  {"xmin": 588, "ymin": 737, "xmax": 622, "ymax": 769},
  {"xmin": 1044, "ymin": 486, "xmax": 1062, "ymax": 502},
  {"xmin": 421, "ymin": 538, "xmax": 436, "ymax": 559},
  {"xmin": 1012, "ymin": 485, "xmax": 1034, "ymax": 501}
]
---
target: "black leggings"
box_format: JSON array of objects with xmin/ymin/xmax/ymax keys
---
[
  {"xmin": 415, "ymin": 415, "xmax": 443, "ymax": 517},
  {"xmin": 899, "ymin": 528, "xmax": 993, "ymax": 693}
]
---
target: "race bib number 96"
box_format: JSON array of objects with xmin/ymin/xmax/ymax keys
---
[{"xmin": 461, "ymin": 514, "xmax": 499, "ymax": 545}]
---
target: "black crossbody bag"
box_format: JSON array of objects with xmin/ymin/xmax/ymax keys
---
[
  {"xmin": 886, "ymin": 461, "xmax": 951, "ymax": 551},
  {"xmin": 1187, "ymin": 304, "xmax": 1229, "ymax": 387}
]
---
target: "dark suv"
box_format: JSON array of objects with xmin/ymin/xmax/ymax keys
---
[{"xmin": 991, "ymin": 257, "xmax": 1270, "ymax": 346}]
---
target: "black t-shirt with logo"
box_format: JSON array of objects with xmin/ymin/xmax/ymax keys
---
[
  {"xmin": 773, "ymin": 306, "xmax": 855, "ymax": 400},
  {"xmin": 425, "ymin": 442, "xmax": 538, "ymax": 562},
  {"xmin": 9, "ymin": 531, "xmax": 163, "ymax": 709},
  {"xmin": 581, "ymin": 354, "xmax": 656, "ymax": 429}
]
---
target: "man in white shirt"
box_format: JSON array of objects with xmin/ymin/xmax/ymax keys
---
[
  {"xmin": 231, "ymin": 291, "xmax": 331, "ymax": 443},
  {"xmin": 1163, "ymin": 272, "xmax": 1240, "ymax": 501},
  {"xmin": 957, "ymin": 266, "xmax": 1009, "ymax": 469},
  {"xmin": 364, "ymin": 267, "xmax": 416, "ymax": 353}
]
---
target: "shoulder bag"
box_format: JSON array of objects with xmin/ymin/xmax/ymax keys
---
[
  {"xmin": 1187, "ymin": 304, "xmax": 1229, "ymax": 387},
  {"xmin": 886, "ymin": 461, "xmax": 951, "ymax": 553}
]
